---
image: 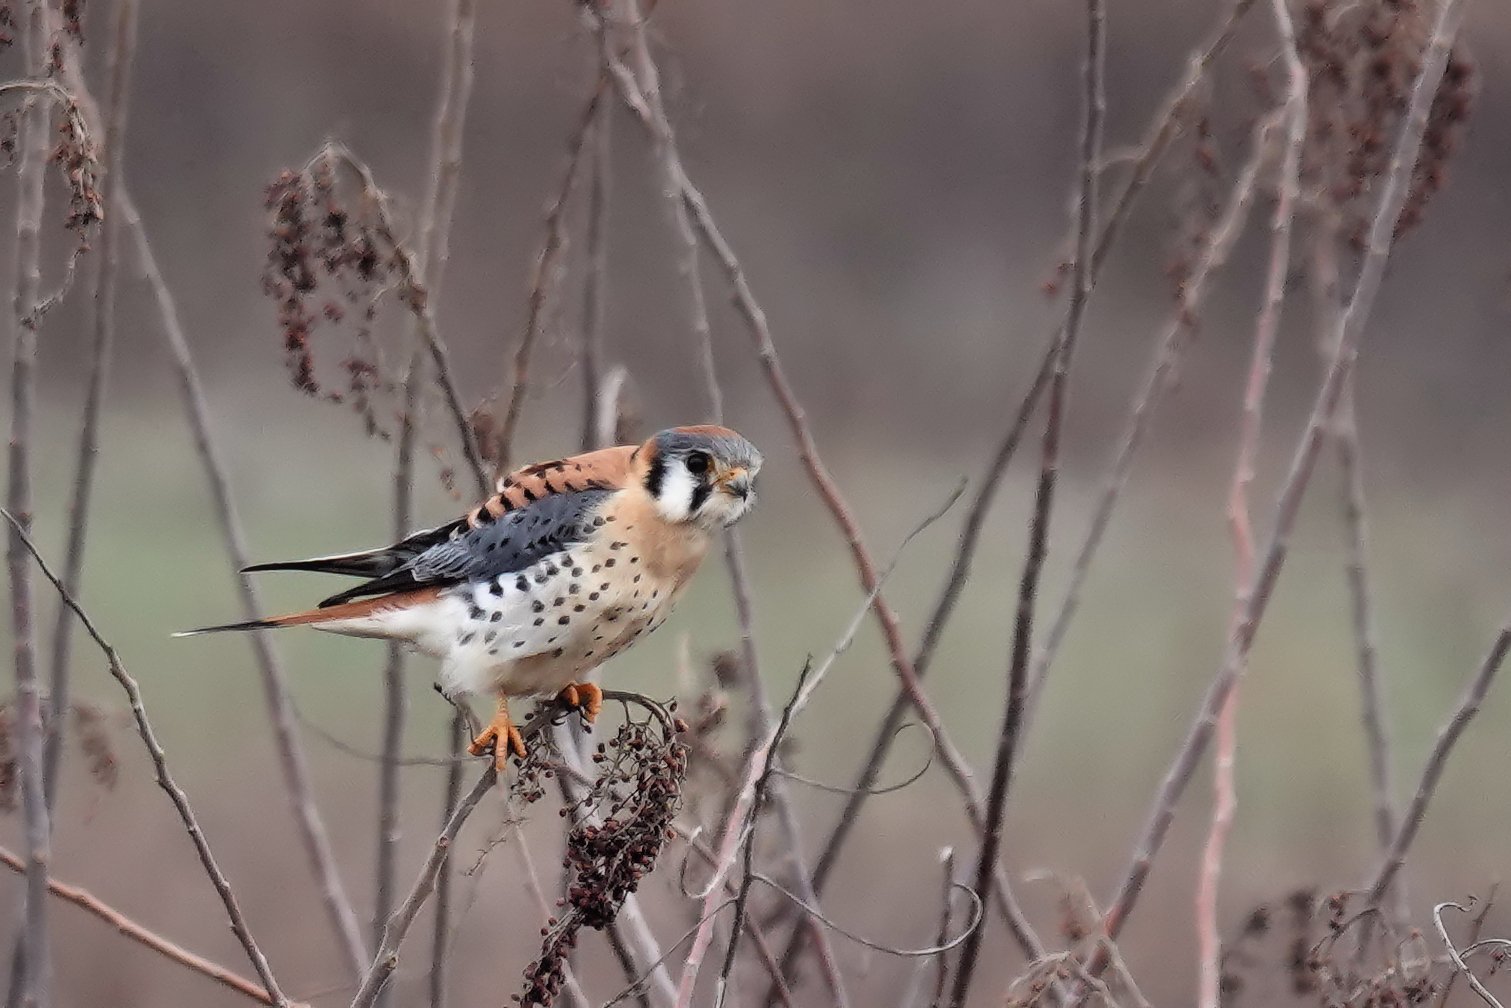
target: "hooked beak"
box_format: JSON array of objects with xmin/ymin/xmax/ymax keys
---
[{"xmin": 718, "ymin": 467, "xmax": 752, "ymax": 501}]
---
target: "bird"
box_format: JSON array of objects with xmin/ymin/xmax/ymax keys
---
[{"xmin": 178, "ymin": 425, "xmax": 762, "ymax": 769}]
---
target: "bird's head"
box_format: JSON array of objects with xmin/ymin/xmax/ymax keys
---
[{"xmin": 635, "ymin": 425, "xmax": 762, "ymax": 528}]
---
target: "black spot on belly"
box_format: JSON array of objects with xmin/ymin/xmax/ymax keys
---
[
  {"xmin": 558, "ymin": 616, "xmax": 570, "ymax": 626},
  {"xmin": 568, "ymin": 583, "xmax": 580, "ymax": 594},
  {"xmin": 599, "ymin": 582, "xmax": 610, "ymax": 592},
  {"xmin": 514, "ymin": 640, "xmax": 526, "ymax": 649},
  {"xmin": 591, "ymin": 564, "xmax": 602, "ymax": 573},
  {"xmin": 630, "ymin": 557, "xmax": 640, "ymax": 565},
  {"xmin": 490, "ymin": 611, "xmax": 503, "ymax": 622},
  {"xmin": 459, "ymin": 632, "xmax": 475, "ymax": 646},
  {"xmin": 633, "ymin": 574, "xmax": 642, "ymax": 584},
  {"xmin": 533, "ymin": 573, "xmax": 547, "ymax": 585},
  {"xmin": 571, "ymin": 567, "xmax": 583, "ymax": 577},
  {"xmin": 489, "ymin": 582, "xmax": 504, "ymax": 596},
  {"xmin": 588, "ymin": 591, "xmax": 600, "ymax": 601},
  {"xmin": 533, "ymin": 617, "xmax": 545, "ymax": 627},
  {"xmin": 604, "ymin": 559, "xmax": 616, "ymax": 568},
  {"xmin": 553, "ymin": 648, "xmax": 564, "ymax": 658},
  {"xmin": 554, "ymin": 596, "xmax": 565, "ymax": 607},
  {"xmin": 515, "ymin": 577, "xmax": 529, "ymax": 592},
  {"xmin": 468, "ymin": 605, "xmax": 484, "ymax": 620},
  {"xmin": 532, "ymin": 600, "xmax": 545, "ymax": 613},
  {"xmin": 574, "ymin": 604, "xmax": 586, "ymax": 613}
]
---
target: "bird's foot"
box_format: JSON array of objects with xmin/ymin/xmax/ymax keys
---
[
  {"xmin": 467, "ymin": 697, "xmax": 527, "ymax": 771},
  {"xmin": 555, "ymin": 681, "xmax": 604, "ymax": 724}
]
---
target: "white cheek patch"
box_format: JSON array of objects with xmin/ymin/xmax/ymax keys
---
[{"xmin": 653, "ymin": 463, "xmax": 698, "ymax": 523}]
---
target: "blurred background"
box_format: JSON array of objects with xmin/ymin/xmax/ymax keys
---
[{"xmin": 2, "ymin": 0, "xmax": 1511, "ymax": 1003}]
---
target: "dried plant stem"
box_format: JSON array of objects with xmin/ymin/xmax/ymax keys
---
[
  {"xmin": 7, "ymin": 4, "xmax": 55, "ymax": 1003},
  {"xmin": 43, "ymin": 0, "xmax": 138, "ymax": 809},
  {"xmin": 714, "ymin": 662, "xmax": 810, "ymax": 1008},
  {"xmin": 603, "ymin": 25, "xmax": 978, "ymax": 868},
  {"xmin": 1315, "ymin": 211, "xmax": 1407, "ymax": 925},
  {"xmin": 428, "ymin": 709, "xmax": 467, "ymax": 1008},
  {"xmin": 1433, "ymin": 902, "xmax": 1506, "ymax": 1008},
  {"xmin": 579, "ymin": 56, "xmax": 613, "ymax": 454},
  {"xmin": 947, "ymin": 2, "xmax": 1103, "ymax": 1005},
  {"xmin": 4, "ymin": 510, "xmax": 291, "ymax": 1007},
  {"xmin": 354, "ymin": 691, "xmax": 661, "ymax": 1008},
  {"xmin": 378, "ymin": 0, "xmax": 477, "ymax": 986},
  {"xmin": 314, "ymin": 143, "xmax": 488, "ymax": 499},
  {"xmin": 119, "ymin": 192, "xmax": 369, "ymax": 980},
  {"xmin": 1080, "ymin": 3, "xmax": 1466, "ymax": 990},
  {"xmin": 609, "ymin": 4, "xmax": 849, "ymax": 998},
  {"xmin": 552, "ymin": 732, "xmax": 677, "ymax": 1008},
  {"xmin": 1196, "ymin": 5, "xmax": 1306, "ymax": 1003},
  {"xmin": 1028, "ymin": 111, "xmax": 1277, "ymax": 708},
  {"xmin": 802, "ymin": 0, "xmax": 1258, "ymax": 928},
  {"xmin": 493, "ymin": 82, "xmax": 603, "ymax": 473},
  {"xmin": 511, "ymin": 829, "xmax": 590, "ymax": 1008},
  {"xmin": 353, "ymin": 763, "xmax": 498, "ymax": 1008},
  {"xmin": 673, "ymin": 488, "xmax": 960, "ymax": 1007},
  {"xmin": 0, "ymin": 843, "xmax": 285, "ymax": 1006},
  {"xmin": 1364, "ymin": 626, "xmax": 1509, "ymax": 912}
]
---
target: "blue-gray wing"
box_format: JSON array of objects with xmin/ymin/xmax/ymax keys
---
[{"xmin": 317, "ymin": 489, "xmax": 615, "ymax": 608}]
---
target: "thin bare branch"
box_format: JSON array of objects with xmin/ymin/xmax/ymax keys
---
[
  {"xmin": 3, "ymin": 510, "xmax": 290, "ymax": 1007},
  {"xmin": 378, "ymin": 1, "xmax": 477, "ymax": 989},
  {"xmin": 1029, "ymin": 111, "xmax": 1278, "ymax": 707},
  {"xmin": 492, "ymin": 81, "xmax": 604, "ymax": 473},
  {"xmin": 43, "ymin": 0, "xmax": 138, "ymax": 810},
  {"xmin": 1433, "ymin": 902, "xmax": 1506, "ymax": 1008},
  {"xmin": 802, "ymin": 0, "xmax": 1259, "ymax": 940},
  {"xmin": 120, "ymin": 191, "xmax": 369, "ymax": 979},
  {"xmin": 714, "ymin": 660, "xmax": 811, "ymax": 1008},
  {"xmin": 674, "ymin": 486, "xmax": 962, "ymax": 1006},
  {"xmin": 602, "ymin": 29, "xmax": 987, "ymax": 939},
  {"xmin": 312, "ymin": 141, "xmax": 488, "ymax": 499},
  {"xmin": 579, "ymin": 34, "xmax": 613, "ymax": 454},
  {"xmin": 0, "ymin": 843, "xmax": 288, "ymax": 1006},
  {"xmin": 1437, "ymin": 884, "xmax": 1497, "ymax": 1008},
  {"xmin": 1364, "ymin": 625, "xmax": 1509, "ymax": 912},
  {"xmin": 1081, "ymin": 3, "xmax": 1468, "ymax": 990},
  {"xmin": 6, "ymin": 6, "xmax": 54, "ymax": 1005},
  {"xmin": 429, "ymin": 709, "xmax": 468, "ymax": 1008},
  {"xmin": 949, "ymin": 1, "xmax": 1103, "ymax": 1004},
  {"xmin": 1197, "ymin": 7, "xmax": 1306, "ymax": 1004}
]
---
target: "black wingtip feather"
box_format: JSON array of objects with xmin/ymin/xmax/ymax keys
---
[{"xmin": 173, "ymin": 619, "xmax": 277, "ymax": 637}]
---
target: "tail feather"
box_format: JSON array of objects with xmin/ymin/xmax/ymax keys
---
[
  {"xmin": 174, "ymin": 587, "xmax": 441, "ymax": 638},
  {"xmin": 241, "ymin": 549, "xmax": 400, "ymax": 579}
]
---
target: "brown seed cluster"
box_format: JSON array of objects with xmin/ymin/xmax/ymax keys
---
[
  {"xmin": 261, "ymin": 159, "xmax": 399, "ymax": 436},
  {"xmin": 1297, "ymin": 0, "xmax": 1475, "ymax": 245},
  {"xmin": 514, "ymin": 702, "xmax": 688, "ymax": 1007}
]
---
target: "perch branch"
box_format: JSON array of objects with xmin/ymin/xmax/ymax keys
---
[{"xmin": 1433, "ymin": 902, "xmax": 1506, "ymax": 1008}]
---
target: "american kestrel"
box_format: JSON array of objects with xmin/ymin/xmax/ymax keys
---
[{"xmin": 180, "ymin": 425, "xmax": 762, "ymax": 768}]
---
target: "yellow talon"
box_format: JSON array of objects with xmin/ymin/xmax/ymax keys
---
[
  {"xmin": 467, "ymin": 696, "xmax": 526, "ymax": 770},
  {"xmin": 557, "ymin": 681, "xmax": 604, "ymax": 723}
]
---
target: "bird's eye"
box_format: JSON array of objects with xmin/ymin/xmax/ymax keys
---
[{"xmin": 685, "ymin": 452, "xmax": 711, "ymax": 476}]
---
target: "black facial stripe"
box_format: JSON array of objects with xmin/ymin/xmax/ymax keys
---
[
  {"xmin": 646, "ymin": 453, "xmax": 666, "ymax": 499},
  {"xmin": 689, "ymin": 480, "xmax": 713, "ymax": 514}
]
